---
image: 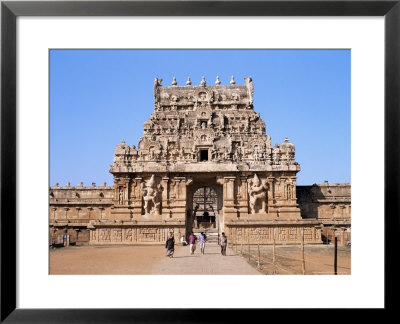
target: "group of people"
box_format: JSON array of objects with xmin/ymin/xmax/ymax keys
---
[{"xmin": 165, "ymin": 231, "xmax": 228, "ymax": 257}]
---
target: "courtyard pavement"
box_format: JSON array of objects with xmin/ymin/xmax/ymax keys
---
[{"xmin": 150, "ymin": 243, "xmax": 261, "ymax": 275}]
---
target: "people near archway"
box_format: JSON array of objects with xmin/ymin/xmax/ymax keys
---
[
  {"xmin": 220, "ymin": 232, "xmax": 227, "ymax": 256},
  {"xmin": 188, "ymin": 232, "xmax": 197, "ymax": 255},
  {"xmin": 180, "ymin": 235, "xmax": 188, "ymax": 246},
  {"xmin": 199, "ymin": 232, "xmax": 207, "ymax": 254},
  {"xmin": 165, "ymin": 232, "xmax": 175, "ymax": 258}
]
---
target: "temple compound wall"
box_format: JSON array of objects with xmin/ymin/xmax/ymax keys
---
[
  {"xmin": 49, "ymin": 182, "xmax": 350, "ymax": 245},
  {"xmin": 297, "ymin": 183, "xmax": 351, "ymax": 244},
  {"xmin": 49, "ymin": 76, "xmax": 351, "ymax": 246}
]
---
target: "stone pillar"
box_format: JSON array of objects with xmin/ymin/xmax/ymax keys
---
[
  {"xmin": 217, "ymin": 176, "xmax": 237, "ymax": 222},
  {"xmin": 274, "ymin": 174, "xmax": 301, "ymax": 219},
  {"xmin": 160, "ymin": 176, "xmax": 170, "ymax": 218},
  {"xmin": 76, "ymin": 207, "xmax": 81, "ymax": 219},
  {"xmin": 51, "ymin": 207, "xmax": 57, "ymax": 220},
  {"xmin": 64, "ymin": 207, "xmax": 69, "ymax": 220},
  {"xmin": 169, "ymin": 176, "xmax": 187, "ymax": 221},
  {"xmin": 131, "ymin": 177, "xmax": 143, "ymax": 218},
  {"xmin": 87, "ymin": 207, "xmax": 93, "ymax": 219},
  {"xmin": 130, "ymin": 178, "xmax": 137, "ymax": 199},
  {"xmin": 122, "ymin": 176, "xmax": 130, "ymax": 206},
  {"xmin": 170, "ymin": 177, "xmax": 185, "ymax": 201},
  {"xmin": 266, "ymin": 177, "xmax": 278, "ymax": 217},
  {"xmin": 99, "ymin": 207, "xmax": 105, "ymax": 219},
  {"xmin": 237, "ymin": 176, "xmax": 249, "ymax": 217},
  {"xmin": 161, "ymin": 177, "xmax": 169, "ymax": 201},
  {"xmin": 290, "ymin": 176, "xmax": 297, "ymax": 200},
  {"xmin": 267, "ymin": 177, "xmax": 275, "ymax": 203}
]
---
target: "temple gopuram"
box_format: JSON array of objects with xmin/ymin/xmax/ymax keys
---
[{"xmin": 49, "ymin": 77, "xmax": 351, "ymax": 246}]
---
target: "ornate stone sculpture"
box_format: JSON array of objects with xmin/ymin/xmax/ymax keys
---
[
  {"xmin": 142, "ymin": 175, "xmax": 163, "ymax": 216},
  {"xmin": 248, "ymin": 173, "xmax": 268, "ymax": 214},
  {"xmin": 272, "ymin": 144, "xmax": 280, "ymax": 165}
]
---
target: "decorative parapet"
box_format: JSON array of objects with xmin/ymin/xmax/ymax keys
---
[
  {"xmin": 50, "ymin": 182, "xmax": 112, "ymax": 190},
  {"xmin": 49, "ymin": 184, "xmax": 114, "ymax": 206}
]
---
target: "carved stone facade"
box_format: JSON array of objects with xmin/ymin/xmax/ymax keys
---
[{"xmin": 49, "ymin": 77, "xmax": 351, "ymax": 246}]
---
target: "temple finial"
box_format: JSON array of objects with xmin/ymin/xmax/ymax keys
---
[
  {"xmin": 230, "ymin": 76, "xmax": 235, "ymax": 85},
  {"xmin": 186, "ymin": 77, "xmax": 192, "ymax": 85},
  {"xmin": 200, "ymin": 76, "xmax": 206, "ymax": 86},
  {"xmin": 172, "ymin": 77, "xmax": 177, "ymax": 86},
  {"xmin": 215, "ymin": 76, "xmax": 221, "ymax": 85}
]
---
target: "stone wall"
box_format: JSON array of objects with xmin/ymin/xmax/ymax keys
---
[
  {"xmin": 297, "ymin": 183, "xmax": 351, "ymax": 244},
  {"xmin": 49, "ymin": 183, "xmax": 113, "ymax": 222},
  {"xmin": 297, "ymin": 183, "xmax": 351, "ymax": 223},
  {"xmin": 226, "ymin": 222, "xmax": 322, "ymax": 245},
  {"xmin": 88, "ymin": 224, "xmax": 185, "ymax": 245},
  {"xmin": 49, "ymin": 182, "xmax": 350, "ymax": 246}
]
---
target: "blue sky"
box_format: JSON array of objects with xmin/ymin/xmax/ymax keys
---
[{"xmin": 50, "ymin": 49, "xmax": 350, "ymax": 186}]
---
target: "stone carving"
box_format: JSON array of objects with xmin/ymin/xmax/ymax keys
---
[
  {"xmin": 112, "ymin": 229, "xmax": 122, "ymax": 242},
  {"xmin": 99, "ymin": 228, "xmax": 111, "ymax": 241},
  {"xmin": 110, "ymin": 75, "xmax": 293, "ymax": 166},
  {"xmin": 244, "ymin": 76, "xmax": 254, "ymax": 106},
  {"xmin": 139, "ymin": 227, "xmax": 159, "ymax": 241},
  {"xmin": 248, "ymin": 174, "xmax": 268, "ymax": 214},
  {"xmin": 125, "ymin": 228, "xmax": 133, "ymax": 241},
  {"xmin": 279, "ymin": 137, "xmax": 296, "ymax": 165},
  {"xmin": 272, "ymin": 144, "xmax": 280, "ymax": 165},
  {"xmin": 142, "ymin": 175, "xmax": 163, "ymax": 216},
  {"xmin": 118, "ymin": 189, "xmax": 123, "ymax": 204}
]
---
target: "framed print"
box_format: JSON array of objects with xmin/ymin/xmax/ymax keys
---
[{"xmin": 1, "ymin": 0, "xmax": 399, "ymax": 322}]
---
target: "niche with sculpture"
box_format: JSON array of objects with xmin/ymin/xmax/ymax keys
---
[
  {"xmin": 248, "ymin": 173, "xmax": 268, "ymax": 214},
  {"xmin": 141, "ymin": 175, "xmax": 163, "ymax": 216}
]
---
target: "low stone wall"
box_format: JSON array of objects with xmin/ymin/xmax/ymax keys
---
[
  {"xmin": 88, "ymin": 224, "xmax": 186, "ymax": 245},
  {"xmin": 226, "ymin": 222, "xmax": 322, "ymax": 244}
]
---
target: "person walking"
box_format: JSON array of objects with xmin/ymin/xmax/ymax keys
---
[
  {"xmin": 219, "ymin": 232, "xmax": 227, "ymax": 256},
  {"xmin": 165, "ymin": 232, "xmax": 175, "ymax": 258},
  {"xmin": 199, "ymin": 232, "xmax": 207, "ymax": 254},
  {"xmin": 180, "ymin": 235, "xmax": 188, "ymax": 246},
  {"xmin": 188, "ymin": 232, "xmax": 197, "ymax": 255}
]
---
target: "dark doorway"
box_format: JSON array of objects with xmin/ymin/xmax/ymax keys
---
[
  {"xmin": 192, "ymin": 187, "xmax": 217, "ymax": 229},
  {"xmin": 200, "ymin": 150, "xmax": 209, "ymax": 161}
]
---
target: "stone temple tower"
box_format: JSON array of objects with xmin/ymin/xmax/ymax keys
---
[{"xmin": 105, "ymin": 76, "xmax": 322, "ymax": 244}]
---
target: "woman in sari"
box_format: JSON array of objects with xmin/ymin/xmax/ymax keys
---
[{"xmin": 165, "ymin": 233, "xmax": 175, "ymax": 258}]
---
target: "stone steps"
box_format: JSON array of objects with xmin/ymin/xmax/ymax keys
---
[{"xmin": 194, "ymin": 232, "xmax": 219, "ymax": 243}]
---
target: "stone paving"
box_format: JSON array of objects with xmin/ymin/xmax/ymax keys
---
[{"xmin": 151, "ymin": 243, "xmax": 261, "ymax": 275}]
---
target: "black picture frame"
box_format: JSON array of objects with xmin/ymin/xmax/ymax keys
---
[{"xmin": 1, "ymin": 0, "xmax": 398, "ymax": 322}]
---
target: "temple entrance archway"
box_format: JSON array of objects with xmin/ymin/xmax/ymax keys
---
[
  {"xmin": 192, "ymin": 187, "xmax": 218, "ymax": 229},
  {"xmin": 186, "ymin": 177, "xmax": 223, "ymax": 240}
]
